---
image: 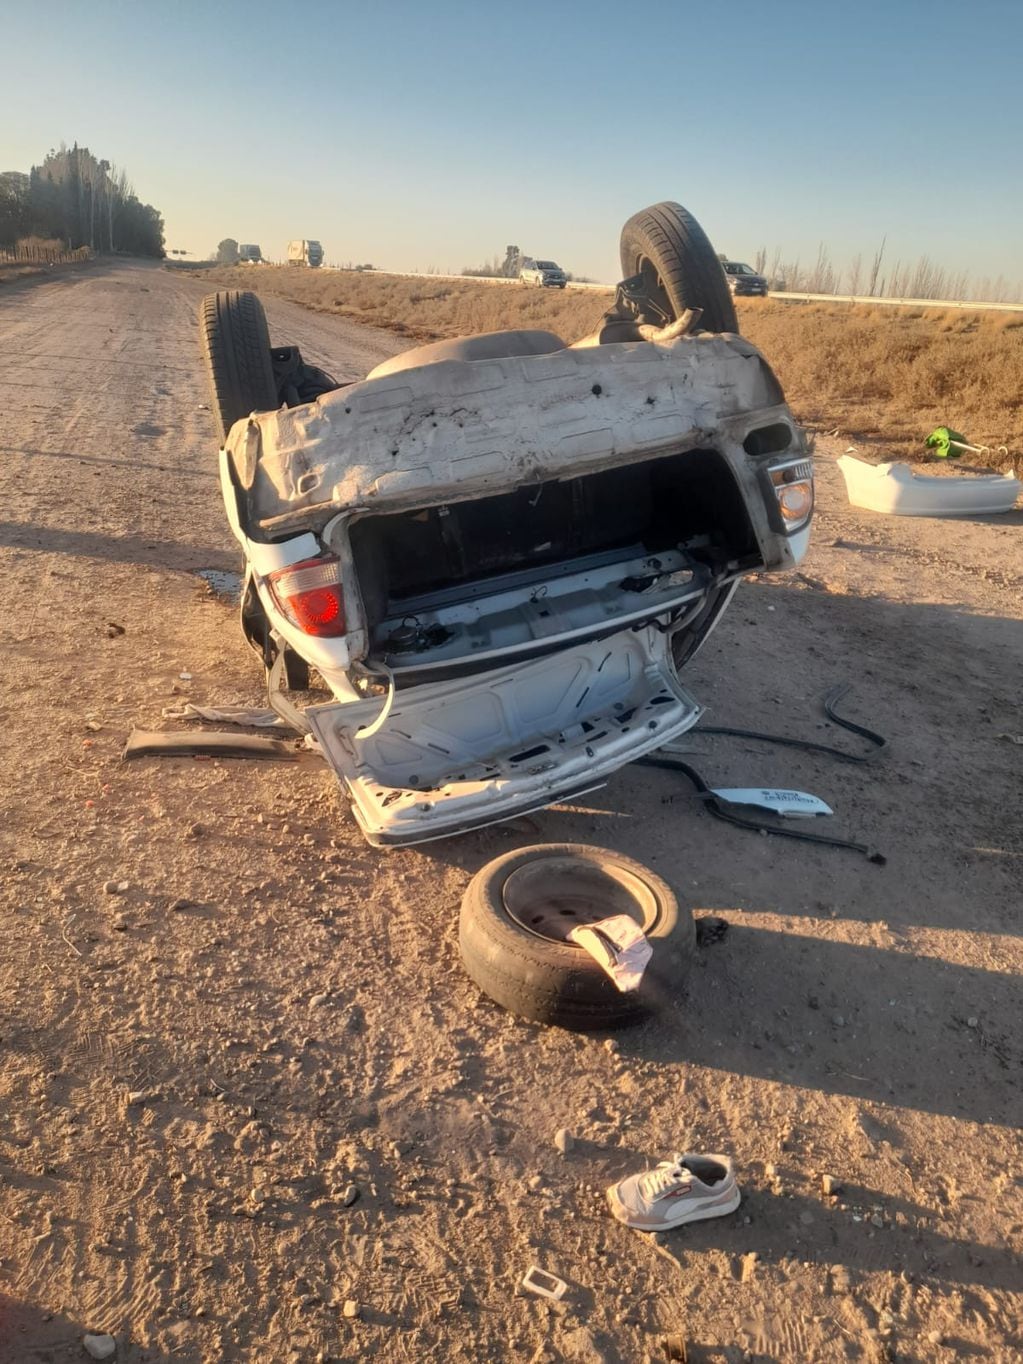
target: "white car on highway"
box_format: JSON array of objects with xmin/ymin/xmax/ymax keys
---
[{"xmin": 200, "ymin": 202, "xmax": 812, "ymax": 846}]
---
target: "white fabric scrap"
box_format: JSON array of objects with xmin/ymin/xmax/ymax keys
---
[{"xmin": 568, "ymin": 914, "xmax": 653, "ymax": 992}]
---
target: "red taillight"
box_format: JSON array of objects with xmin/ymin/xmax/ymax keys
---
[{"xmin": 267, "ymin": 556, "xmax": 346, "ymax": 637}]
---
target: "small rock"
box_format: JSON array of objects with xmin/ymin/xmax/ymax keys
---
[
  {"xmin": 740, "ymin": 1251, "xmax": 758, "ymax": 1283},
  {"xmin": 102, "ymin": 881, "xmax": 121, "ymax": 896},
  {"xmin": 799, "ymin": 1211, "xmax": 814, "ymax": 1225},
  {"xmin": 309, "ymin": 993, "xmax": 330, "ymax": 1008},
  {"xmin": 554, "ymin": 1128, "xmax": 574, "ymax": 1154},
  {"xmin": 186, "ymin": 823, "xmax": 205, "ymax": 839},
  {"xmin": 829, "ymin": 1266, "xmax": 852, "ymax": 1295},
  {"xmin": 341, "ymin": 1184, "xmax": 359, "ymax": 1207},
  {"xmin": 526, "ymin": 1174, "xmax": 544, "ymax": 1192},
  {"xmin": 821, "ymin": 1174, "xmax": 842, "ymax": 1196},
  {"xmin": 831, "ymin": 1013, "xmax": 846, "ymax": 1027},
  {"xmin": 112, "ymin": 918, "xmax": 128, "ymax": 932},
  {"xmin": 926, "ymin": 1331, "xmax": 943, "ymax": 1346},
  {"xmin": 169, "ymin": 898, "xmax": 191, "ymax": 912},
  {"xmin": 342, "ymin": 1299, "xmax": 360, "ymax": 1319},
  {"xmin": 604, "ymin": 1038, "xmax": 619, "ymax": 1054},
  {"xmin": 870, "ymin": 1213, "xmax": 885, "ymax": 1228},
  {"xmin": 179, "ymin": 671, "xmax": 192, "ymax": 681},
  {"xmin": 83, "ymin": 1335, "xmax": 117, "ymax": 1361},
  {"xmin": 966, "ymin": 1016, "xmax": 978, "ymax": 1029}
]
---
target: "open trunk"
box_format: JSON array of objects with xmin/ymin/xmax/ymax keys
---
[{"xmin": 348, "ymin": 445, "xmax": 759, "ymax": 678}]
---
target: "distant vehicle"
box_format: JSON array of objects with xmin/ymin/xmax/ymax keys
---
[
  {"xmin": 288, "ymin": 240, "xmax": 324, "ymax": 268},
  {"xmin": 519, "ymin": 258, "xmax": 567, "ymax": 289},
  {"xmin": 238, "ymin": 244, "xmax": 263, "ymax": 264},
  {"xmin": 721, "ymin": 261, "xmax": 768, "ymax": 297}
]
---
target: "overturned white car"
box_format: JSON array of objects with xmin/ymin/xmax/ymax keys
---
[{"xmin": 200, "ymin": 202, "xmax": 813, "ymax": 846}]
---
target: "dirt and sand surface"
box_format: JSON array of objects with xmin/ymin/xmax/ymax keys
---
[{"xmin": 0, "ymin": 260, "xmax": 1020, "ymax": 1364}]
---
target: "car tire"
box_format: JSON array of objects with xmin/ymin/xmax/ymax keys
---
[
  {"xmin": 619, "ymin": 202, "xmax": 738, "ymax": 333},
  {"xmin": 199, "ymin": 290, "xmax": 279, "ymax": 442},
  {"xmin": 458, "ymin": 843, "xmax": 696, "ymax": 1030}
]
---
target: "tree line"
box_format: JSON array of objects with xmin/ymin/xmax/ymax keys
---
[
  {"xmin": 0, "ymin": 144, "xmax": 164, "ymax": 257},
  {"xmin": 750, "ymin": 241, "xmax": 1021, "ymax": 305}
]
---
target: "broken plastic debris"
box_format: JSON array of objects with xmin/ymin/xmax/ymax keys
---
[
  {"xmin": 122, "ymin": 729, "xmax": 300, "ymax": 762},
  {"xmin": 161, "ymin": 702, "xmax": 294, "ymax": 730},
  {"xmin": 568, "ymin": 914, "xmax": 652, "ymax": 992},
  {"xmin": 837, "ymin": 454, "xmax": 1021, "ymax": 517},
  {"xmin": 520, "ymin": 1264, "xmax": 568, "ymax": 1301},
  {"xmin": 710, "ymin": 788, "xmax": 833, "ymax": 818}
]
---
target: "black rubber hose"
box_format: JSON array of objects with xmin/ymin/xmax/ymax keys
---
[
  {"xmin": 695, "ymin": 684, "xmax": 887, "ymax": 765},
  {"xmin": 639, "ymin": 754, "xmax": 886, "ymax": 864},
  {"xmin": 637, "ymin": 685, "xmax": 888, "ymax": 863}
]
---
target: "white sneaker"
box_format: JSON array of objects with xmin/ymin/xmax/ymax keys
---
[{"xmin": 607, "ymin": 1152, "xmax": 740, "ymax": 1230}]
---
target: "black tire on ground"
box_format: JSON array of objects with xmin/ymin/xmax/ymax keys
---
[
  {"xmin": 619, "ymin": 202, "xmax": 738, "ymax": 333},
  {"xmin": 458, "ymin": 843, "xmax": 696, "ymax": 1030},
  {"xmin": 199, "ymin": 290, "xmax": 279, "ymax": 442}
]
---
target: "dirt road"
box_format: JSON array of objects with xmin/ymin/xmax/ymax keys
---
[{"xmin": 0, "ymin": 261, "xmax": 1020, "ymax": 1363}]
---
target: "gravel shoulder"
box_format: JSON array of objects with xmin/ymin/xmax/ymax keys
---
[{"xmin": 0, "ymin": 262, "xmax": 1020, "ymax": 1363}]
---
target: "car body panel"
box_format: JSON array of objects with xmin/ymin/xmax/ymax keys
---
[
  {"xmin": 218, "ymin": 327, "xmax": 812, "ymax": 845},
  {"xmin": 227, "ymin": 334, "xmax": 794, "ymax": 533},
  {"xmin": 306, "ymin": 625, "xmax": 703, "ymax": 845},
  {"xmin": 837, "ymin": 454, "xmax": 1021, "ymax": 516}
]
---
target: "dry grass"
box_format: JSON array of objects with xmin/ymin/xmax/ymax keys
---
[
  {"xmin": 192, "ymin": 264, "xmax": 611, "ymax": 345},
  {"xmin": 737, "ymin": 299, "xmax": 1023, "ymax": 464},
  {"xmin": 192, "ymin": 266, "xmax": 1023, "ymax": 466}
]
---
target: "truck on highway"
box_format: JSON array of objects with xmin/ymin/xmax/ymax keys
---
[
  {"xmin": 238, "ymin": 244, "xmax": 263, "ymax": 264},
  {"xmin": 287, "ymin": 240, "xmax": 324, "ymax": 268}
]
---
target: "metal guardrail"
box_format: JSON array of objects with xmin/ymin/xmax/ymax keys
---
[
  {"xmin": 770, "ymin": 290, "xmax": 1023, "ymax": 314},
  {"xmin": 204, "ymin": 263, "xmax": 1023, "ymax": 312},
  {"xmin": 339, "ymin": 273, "xmax": 1023, "ymax": 311}
]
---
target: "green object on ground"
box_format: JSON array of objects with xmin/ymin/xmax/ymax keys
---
[{"xmin": 925, "ymin": 426, "xmax": 967, "ymax": 459}]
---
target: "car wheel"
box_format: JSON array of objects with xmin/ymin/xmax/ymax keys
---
[
  {"xmin": 458, "ymin": 843, "xmax": 696, "ymax": 1030},
  {"xmin": 620, "ymin": 202, "xmax": 738, "ymax": 333},
  {"xmin": 199, "ymin": 290, "xmax": 279, "ymax": 443}
]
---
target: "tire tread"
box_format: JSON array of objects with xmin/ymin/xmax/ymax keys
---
[{"xmin": 199, "ymin": 290, "xmax": 278, "ymax": 442}]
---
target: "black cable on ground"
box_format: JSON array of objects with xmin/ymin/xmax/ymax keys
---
[
  {"xmin": 695, "ymin": 684, "xmax": 887, "ymax": 765},
  {"xmin": 638, "ymin": 685, "xmax": 888, "ymax": 863}
]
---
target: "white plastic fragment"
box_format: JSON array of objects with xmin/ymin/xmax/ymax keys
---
[
  {"xmin": 520, "ymin": 1264, "xmax": 568, "ymax": 1301},
  {"xmin": 568, "ymin": 914, "xmax": 653, "ymax": 992},
  {"xmin": 711, "ymin": 788, "xmax": 834, "ymax": 818}
]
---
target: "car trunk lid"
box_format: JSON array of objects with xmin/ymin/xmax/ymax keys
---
[{"xmin": 306, "ymin": 624, "xmax": 701, "ymax": 845}]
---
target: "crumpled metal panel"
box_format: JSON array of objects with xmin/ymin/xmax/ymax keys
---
[
  {"xmin": 229, "ymin": 334, "xmax": 788, "ymax": 528},
  {"xmin": 306, "ymin": 624, "xmax": 703, "ymax": 845}
]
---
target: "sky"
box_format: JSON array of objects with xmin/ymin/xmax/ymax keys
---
[{"xmin": 3, "ymin": 0, "xmax": 1022, "ymax": 289}]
